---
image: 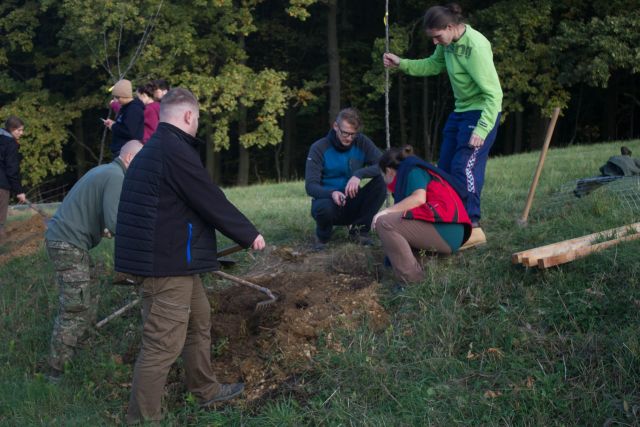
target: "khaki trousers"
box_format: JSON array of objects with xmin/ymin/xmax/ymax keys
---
[
  {"xmin": 376, "ymin": 212, "xmax": 451, "ymax": 283},
  {"xmin": 0, "ymin": 188, "xmax": 9, "ymax": 232},
  {"xmin": 127, "ymin": 275, "xmax": 221, "ymax": 424}
]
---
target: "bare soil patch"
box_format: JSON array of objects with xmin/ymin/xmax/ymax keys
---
[
  {"xmin": 0, "ymin": 214, "xmax": 47, "ymax": 265},
  {"xmin": 206, "ymin": 245, "xmax": 388, "ymax": 403}
]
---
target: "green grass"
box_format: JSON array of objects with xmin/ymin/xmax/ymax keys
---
[{"xmin": 2, "ymin": 140, "xmax": 640, "ymax": 425}]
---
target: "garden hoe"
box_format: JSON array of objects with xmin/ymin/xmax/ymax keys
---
[
  {"xmin": 97, "ymin": 244, "xmax": 276, "ymax": 328},
  {"xmin": 210, "ymin": 244, "xmax": 278, "ymax": 312}
]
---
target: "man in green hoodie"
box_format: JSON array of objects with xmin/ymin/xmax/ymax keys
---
[
  {"xmin": 44, "ymin": 139, "xmax": 143, "ymax": 380},
  {"xmin": 384, "ymin": 3, "xmax": 502, "ymax": 249}
]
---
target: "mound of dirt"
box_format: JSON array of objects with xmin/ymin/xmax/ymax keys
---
[
  {"xmin": 0, "ymin": 214, "xmax": 47, "ymax": 265},
  {"xmin": 207, "ymin": 245, "xmax": 388, "ymax": 403}
]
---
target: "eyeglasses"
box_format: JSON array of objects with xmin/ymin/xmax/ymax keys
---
[{"xmin": 335, "ymin": 123, "xmax": 358, "ymax": 139}]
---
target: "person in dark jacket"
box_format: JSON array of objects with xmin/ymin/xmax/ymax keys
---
[
  {"xmin": 304, "ymin": 108, "xmax": 386, "ymax": 250},
  {"xmin": 115, "ymin": 88, "xmax": 265, "ymax": 424},
  {"xmin": 103, "ymin": 79, "xmax": 144, "ymax": 157},
  {"xmin": 372, "ymin": 145, "xmax": 471, "ymax": 284},
  {"xmin": 0, "ymin": 115, "xmax": 27, "ymax": 241}
]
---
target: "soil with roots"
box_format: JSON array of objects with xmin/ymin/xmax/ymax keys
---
[{"xmin": 204, "ymin": 245, "xmax": 389, "ymax": 404}]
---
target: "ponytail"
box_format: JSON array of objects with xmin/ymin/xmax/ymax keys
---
[
  {"xmin": 379, "ymin": 145, "xmax": 414, "ymax": 172},
  {"xmin": 423, "ymin": 3, "xmax": 464, "ymax": 30}
]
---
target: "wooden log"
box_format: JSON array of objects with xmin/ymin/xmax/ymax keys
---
[
  {"xmin": 537, "ymin": 231, "xmax": 640, "ymax": 268},
  {"xmin": 512, "ymin": 222, "xmax": 640, "ymax": 266}
]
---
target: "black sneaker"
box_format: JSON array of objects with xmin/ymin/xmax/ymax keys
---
[
  {"xmin": 200, "ymin": 383, "xmax": 245, "ymax": 407},
  {"xmin": 349, "ymin": 231, "xmax": 373, "ymax": 246}
]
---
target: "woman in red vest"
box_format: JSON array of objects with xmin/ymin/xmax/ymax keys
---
[{"xmin": 372, "ymin": 145, "xmax": 472, "ymax": 284}]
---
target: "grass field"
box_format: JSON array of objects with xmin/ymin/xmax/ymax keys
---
[{"xmin": 1, "ymin": 140, "xmax": 639, "ymax": 426}]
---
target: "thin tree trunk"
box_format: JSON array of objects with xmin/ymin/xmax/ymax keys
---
[
  {"xmin": 204, "ymin": 120, "xmax": 221, "ymax": 183},
  {"xmin": 514, "ymin": 110, "xmax": 523, "ymax": 153},
  {"xmin": 237, "ymin": 107, "xmax": 249, "ymax": 186},
  {"xmin": 397, "ymin": 73, "xmax": 407, "ymax": 146},
  {"xmin": 422, "ymin": 77, "xmax": 432, "ymax": 160},
  {"xmin": 409, "ymin": 77, "xmax": 418, "ymax": 149},
  {"xmin": 327, "ymin": 0, "xmax": 340, "ymax": 123},
  {"xmin": 606, "ymin": 76, "xmax": 618, "ymax": 140},
  {"xmin": 283, "ymin": 107, "xmax": 295, "ymax": 180},
  {"xmin": 237, "ymin": 33, "xmax": 249, "ymax": 186},
  {"xmin": 73, "ymin": 117, "xmax": 87, "ymax": 179}
]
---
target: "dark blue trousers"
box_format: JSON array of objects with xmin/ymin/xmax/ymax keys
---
[
  {"xmin": 438, "ymin": 111, "xmax": 500, "ymax": 224},
  {"xmin": 311, "ymin": 175, "xmax": 386, "ymax": 242}
]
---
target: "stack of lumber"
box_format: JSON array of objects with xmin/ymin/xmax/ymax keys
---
[{"xmin": 512, "ymin": 222, "xmax": 640, "ymax": 269}]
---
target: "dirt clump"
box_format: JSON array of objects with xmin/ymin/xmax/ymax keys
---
[
  {"xmin": 0, "ymin": 214, "xmax": 47, "ymax": 265},
  {"xmin": 207, "ymin": 246, "xmax": 389, "ymax": 402}
]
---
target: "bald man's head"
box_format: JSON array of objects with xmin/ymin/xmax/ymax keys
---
[
  {"xmin": 159, "ymin": 88, "xmax": 200, "ymax": 136},
  {"xmin": 118, "ymin": 140, "xmax": 144, "ymax": 169}
]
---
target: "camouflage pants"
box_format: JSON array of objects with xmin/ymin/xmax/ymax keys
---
[{"xmin": 46, "ymin": 240, "xmax": 99, "ymax": 372}]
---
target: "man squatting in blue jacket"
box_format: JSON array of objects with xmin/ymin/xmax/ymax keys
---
[{"xmin": 305, "ymin": 108, "xmax": 386, "ymax": 250}]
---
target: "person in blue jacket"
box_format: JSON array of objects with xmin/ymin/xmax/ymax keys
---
[{"xmin": 305, "ymin": 108, "xmax": 386, "ymax": 250}]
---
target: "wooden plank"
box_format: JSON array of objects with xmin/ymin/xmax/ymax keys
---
[
  {"xmin": 512, "ymin": 222, "xmax": 640, "ymax": 266},
  {"xmin": 537, "ymin": 232, "xmax": 640, "ymax": 268}
]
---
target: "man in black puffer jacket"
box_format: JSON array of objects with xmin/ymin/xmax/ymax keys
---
[{"xmin": 115, "ymin": 88, "xmax": 266, "ymax": 424}]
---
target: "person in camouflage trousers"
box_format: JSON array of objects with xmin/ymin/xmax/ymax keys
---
[
  {"xmin": 46, "ymin": 240, "xmax": 99, "ymax": 373},
  {"xmin": 44, "ymin": 140, "xmax": 143, "ymax": 379}
]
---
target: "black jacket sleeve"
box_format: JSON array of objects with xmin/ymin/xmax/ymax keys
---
[
  {"xmin": 353, "ymin": 135, "xmax": 383, "ymax": 179},
  {"xmin": 3, "ymin": 141, "xmax": 24, "ymax": 194},
  {"xmin": 165, "ymin": 143, "xmax": 260, "ymax": 247},
  {"xmin": 112, "ymin": 101, "xmax": 144, "ymax": 142}
]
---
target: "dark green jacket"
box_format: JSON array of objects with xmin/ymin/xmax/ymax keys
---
[
  {"xmin": 45, "ymin": 158, "xmax": 126, "ymax": 251},
  {"xmin": 600, "ymin": 155, "xmax": 640, "ymax": 177}
]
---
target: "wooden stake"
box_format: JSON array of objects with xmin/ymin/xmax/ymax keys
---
[{"xmin": 518, "ymin": 107, "xmax": 561, "ymax": 225}]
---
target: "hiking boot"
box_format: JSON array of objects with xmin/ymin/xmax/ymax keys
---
[
  {"xmin": 459, "ymin": 227, "xmax": 487, "ymax": 251},
  {"xmin": 312, "ymin": 235, "xmax": 328, "ymax": 251},
  {"xmin": 349, "ymin": 231, "xmax": 373, "ymax": 246},
  {"xmin": 200, "ymin": 383, "xmax": 245, "ymax": 407}
]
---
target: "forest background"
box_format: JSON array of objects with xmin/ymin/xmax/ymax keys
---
[{"xmin": 1, "ymin": 0, "xmax": 640, "ymax": 196}]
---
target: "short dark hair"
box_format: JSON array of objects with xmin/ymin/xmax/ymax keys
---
[
  {"xmin": 379, "ymin": 145, "xmax": 415, "ymax": 171},
  {"xmin": 152, "ymin": 79, "xmax": 170, "ymax": 91},
  {"xmin": 335, "ymin": 108, "xmax": 362, "ymax": 130},
  {"xmin": 423, "ymin": 3, "xmax": 464, "ymax": 30},
  {"xmin": 137, "ymin": 83, "xmax": 155, "ymax": 98},
  {"xmin": 159, "ymin": 88, "xmax": 199, "ymax": 117},
  {"xmin": 5, "ymin": 115, "xmax": 24, "ymax": 131}
]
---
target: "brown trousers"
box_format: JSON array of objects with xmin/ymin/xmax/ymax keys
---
[
  {"xmin": 376, "ymin": 212, "xmax": 451, "ymax": 283},
  {"xmin": 127, "ymin": 275, "xmax": 221, "ymax": 424},
  {"xmin": 0, "ymin": 189, "xmax": 9, "ymax": 232}
]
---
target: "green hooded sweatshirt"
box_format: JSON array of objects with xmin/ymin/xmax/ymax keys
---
[{"xmin": 399, "ymin": 24, "xmax": 503, "ymax": 140}]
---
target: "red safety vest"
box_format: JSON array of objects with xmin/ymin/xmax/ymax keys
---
[{"xmin": 388, "ymin": 167, "xmax": 472, "ymax": 242}]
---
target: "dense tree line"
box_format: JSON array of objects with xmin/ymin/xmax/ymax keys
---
[{"xmin": 1, "ymin": 0, "xmax": 639, "ymax": 196}]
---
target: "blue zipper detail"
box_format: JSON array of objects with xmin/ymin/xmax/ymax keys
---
[{"xmin": 186, "ymin": 222, "xmax": 193, "ymax": 264}]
